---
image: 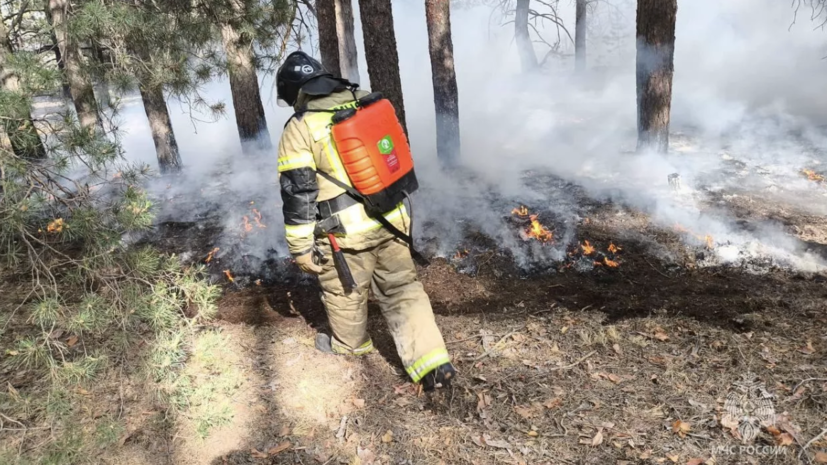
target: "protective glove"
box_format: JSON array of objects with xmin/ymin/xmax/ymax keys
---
[{"xmin": 294, "ymin": 250, "xmax": 323, "ymax": 274}]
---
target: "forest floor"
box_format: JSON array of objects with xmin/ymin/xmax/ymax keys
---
[
  {"xmin": 3, "ymin": 157, "xmax": 827, "ymax": 464},
  {"xmin": 118, "ymin": 170, "xmax": 827, "ymax": 465}
]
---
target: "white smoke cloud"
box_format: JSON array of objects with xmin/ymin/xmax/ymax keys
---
[{"xmin": 119, "ymin": 0, "xmax": 827, "ymax": 273}]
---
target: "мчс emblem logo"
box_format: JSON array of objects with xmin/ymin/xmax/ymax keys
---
[{"xmin": 722, "ymin": 372, "xmax": 776, "ymax": 444}]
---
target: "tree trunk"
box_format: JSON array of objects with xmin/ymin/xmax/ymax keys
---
[
  {"xmin": 358, "ymin": 0, "xmax": 407, "ymax": 134},
  {"xmin": 44, "ymin": 4, "xmax": 71, "ymax": 99},
  {"xmin": 48, "ymin": 0, "xmax": 103, "ymax": 132},
  {"xmin": 425, "ymin": 0, "xmax": 459, "ymax": 163},
  {"xmin": 316, "ymin": 0, "xmax": 341, "ymax": 77},
  {"xmin": 92, "ymin": 41, "xmax": 112, "ymax": 109},
  {"xmin": 515, "ymin": 0, "xmax": 537, "ymax": 72},
  {"xmin": 0, "ymin": 16, "xmax": 47, "ymax": 158},
  {"xmin": 126, "ymin": 0, "xmax": 182, "ymax": 175},
  {"xmin": 220, "ymin": 20, "xmax": 272, "ymax": 154},
  {"xmin": 635, "ymin": 0, "xmax": 677, "ymax": 154},
  {"xmin": 139, "ymin": 85, "xmax": 182, "ymax": 174},
  {"xmin": 335, "ymin": 0, "xmax": 359, "ymax": 83},
  {"xmin": 575, "ymin": 0, "xmax": 587, "ymax": 72}
]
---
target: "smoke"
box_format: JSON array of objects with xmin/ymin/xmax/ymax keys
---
[{"xmin": 119, "ymin": 0, "xmax": 827, "ymax": 275}]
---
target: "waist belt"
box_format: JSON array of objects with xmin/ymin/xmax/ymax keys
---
[
  {"xmin": 317, "ymin": 193, "xmax": 360, "ymax": 219},
  {"xmin": 315, "ymin": 170, "xmax": 429, "ymax": 266}
]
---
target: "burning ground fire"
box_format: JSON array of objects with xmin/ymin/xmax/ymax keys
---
[
  {"xmin": 504, "ymin": 206, "xmax": 622, "ymax": 270},
  {"xmin": 240, "ymin": 204, "xmax": 267, "ymax": 237},
  {"xmin": 801, "ymin": 168, "xmax": 825, "ymax": 183},
  {"xmin": 205, "ymin": 247, "xmax": 220, "ymax": 263},
  {"xmin": 576, "ymin": 240, "xmax": 620, "ymax": 268},
  {"xmin": 511, "ymin": 206, "xmax": 554, "ymax": 243},
  {"xmin": 673, "ymin": 223, "xmax": 715, "ymax": 249}
]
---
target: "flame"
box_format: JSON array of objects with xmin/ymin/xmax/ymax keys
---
[
  {"xmin": 242, "ymin": 216, "xmax": 253, "ymax": 233},
  {"xmin": 675, "ymin": 223, "xmax": 715, "ymax": 249},
  {"xmin": 205, "ymin": 247, "xmax": 220, "ymax": 263},
  {"xmin": 255, "ymin": 279, "xmax": 261, "ymax": 286},
  {"xmin": 512, "ymin": 206, "xmax": 553, "ymax": 242},
  {"xmin": 252, "ymin": 208, "xmax": 266, "ymax": 229},
  {"xmin": 528, "ymin": 215, "xmax": 553, "ymax": 242},
  {"xmin": 47, "ymin": 218, "xmax": 64, "ymax": 234},
  {"xmin": 704, "ymin": 235, "xmax": 714, "ymax": 249},
  {"xmin": 802, "ymin": 169, "xmax": 825, "ymax": 182},
  {"xmin": 581, "ymin": 240, "xmax": 595, "ymax": 255},
  {"xmin": 512, "ymin": 205, "xmax": 529, "ymax": 217},
  {"xmin": 603, "ymin": 257, "xmax": 619, "ymax": 268},
  {"xmin": 223, "ymin": 270, "xmax": 235, "ymax": 282},
  {"xmin": 453, "ymin": 249, "xmax": 469, "ymax": 259},
  {"xmin": 608, "ymin": 243, "xmax": 621, "ymax": 254}
]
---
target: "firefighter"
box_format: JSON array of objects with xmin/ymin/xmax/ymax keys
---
[{"xmin": 274, "ymin": 51, "xmax": 456, "ymax": 391}]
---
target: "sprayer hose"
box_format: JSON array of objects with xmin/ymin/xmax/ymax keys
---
[{"xmin": 403, "ymin": 190, "xmax": 414, "ymax": 249}]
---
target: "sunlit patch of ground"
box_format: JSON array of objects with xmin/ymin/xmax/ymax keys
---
[{"xmin": 170, "ymin": 325, "xmax": 260, "ymax": 464}]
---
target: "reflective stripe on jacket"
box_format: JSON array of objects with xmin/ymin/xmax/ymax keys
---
[{"xmin": 277, "ymin": 89, "xmax": 410, "ymax": 256}]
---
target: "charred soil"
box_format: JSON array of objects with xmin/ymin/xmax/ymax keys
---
[{"xmin": 149, "ymin": 196, "xmax": 827, "ymax": 465}]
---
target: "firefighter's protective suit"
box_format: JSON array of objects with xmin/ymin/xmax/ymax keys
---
[{"xmin": 277, "ymin": 87, "xmax": 453, "ymax": 385}]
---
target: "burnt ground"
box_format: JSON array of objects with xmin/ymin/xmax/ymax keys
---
[{"xmin": 119, "ymin": 182, "xmax": 827, "ymax": 465}]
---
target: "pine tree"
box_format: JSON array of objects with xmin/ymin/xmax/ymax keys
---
[
  {"xmin": 425, "ymin": 0, "xmax": 460, "ymax": 163},
  {"xmin": 1, "ymin": 16, "xmax": 47, "ymax": 158},
  {"xmin": 575, "ymin": 0, "xmax": 587, "ymax": 72},
  {"xmin": 316, "ymin": 0, "xmax": 341, "ymax": 76},
  {"xmin": 125, "ymin": 0, "xmax": 183, "ymax": 174},
  {"xmin": 43, "ymin": 3, "xmax": 71, "ymax": 99},
  {"xmin": 515, "ymin": 0, "xmax": 537, "ymax": 72},
  {"xmin": 358, "ymin": 0, "xmax": 407, "ymax": 133},
  {"xmin": 636, "ymin": 0, "xmax": 677, "ymax": 153},
  {"xmin": 47, "ymin": 0, "xmax": 104, "ymax": 132},
  {"xmin": 335, "ymin": 0, "xmax": 359, "ymax": 83},
  {"xmin": 216, "ymin": 0, "xmax": 273, "ymax": 154}
]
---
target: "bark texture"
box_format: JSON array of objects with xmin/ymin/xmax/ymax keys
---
[
  {"xmin": 316, "ymin": 0, "xmax": 341, "ymax": 77},
  {"xmin": 139, "ymin": 85, "xmax": 182, "ymax": 173},
  {"xmin": 635, "ymin": 0, "xmax": 676, "ymax": 154},
  {"xmin": 220, "ymin": 14, "xmax": 272, "ymax": 154},
  {"xmin": 575, "ymin": 0, "xmax": 587, "ymax": 72},
  {"xmin": 48, "ymin": 0, "xmax": 103, "ymax": 132},
  {"xmin": 515, "ymin": 0, "xmax": 537, "ymax": 72},
  {"xmin": 0, "ymin": 17, "xmax": 46, "ymax": 158},
  {"xmin": 425, "ymin": 0, "xmax": 460, "ymax": 163},
  {"xmin": 44, "ymin": 4, "xmax": 70, "ymax": 99},
  {"xmin": 127, "ymin": 2, "xmax": 182, "ymax": 174},
  {"xmin": 358, "ymin": 0, "xmax": 406, "ymax": 133},
  {"xmin": 335, "ymin": 0, "xmax": 360, "ymax": 83},
  {"xmin": 91, "ymin": 42, "xmax": 112, "ymax": 109}
]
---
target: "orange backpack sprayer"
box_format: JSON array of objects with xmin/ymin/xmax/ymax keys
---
[
  {"xmin": 298, "ymin": 90, "xmax": 428, "ymax": 270},
  {"xmin": 328, "ymin": 92, "xmax": 418, "ymax": 215}
]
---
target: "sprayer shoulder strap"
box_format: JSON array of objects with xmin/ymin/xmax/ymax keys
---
[
  {"xmin": 315, "ymin": 170, "xmax": 409, "ymax": 242},
  {"xmin": 315, "ymin": 170, "xmax": 428, "ymax": 264}
]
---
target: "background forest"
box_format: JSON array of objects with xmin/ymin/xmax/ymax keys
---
[{"xmin": 2, "ymin": 0, "xmax": 827, "ymax": 464}]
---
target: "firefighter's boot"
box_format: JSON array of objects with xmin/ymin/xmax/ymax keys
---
[
  {"xmin": 420, "ymin": 363, "xmax": 457, "ymax": 392},
  {"xmin": 314, "ymin": 333, "xmax": 335, "ymax": 354}
]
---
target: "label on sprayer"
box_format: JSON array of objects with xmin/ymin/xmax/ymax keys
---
[{"xmin": 377, "ymin": 135, "xmax": 400, "ymax": 173}]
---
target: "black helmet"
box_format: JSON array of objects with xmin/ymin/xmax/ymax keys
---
[{"xmin": 276, "ymin": 51, "xmax": 345, "ymax": 107}]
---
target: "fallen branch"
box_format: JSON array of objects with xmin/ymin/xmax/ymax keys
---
[
  {"xmin": 446, "ymin": 334, "xmax": 484, "ymax": 345},
  {"xmin": 470, "ymin": 327, "xmax": 527, "ymax": 361},
  {"xmin": 799, "ymin": 426, "xmax": 827, "ymax": 462},
  {"xmin": 545, "ymin": 350, "xmax": 597, "ymax": 372},
  {"xmin": 530, "ymin": 302, "xmax": 559, "ymax": 316},
  {"xmin": 644, "ymin": 258, "xmax": 671, "ymax": 278},
  {"xmin": 792, "ymin": 378, "xmax": 827, "ymax": 395},
  {"xmin": 335, "ymin": 415, "xmax": 347, "ymax": 442}
]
